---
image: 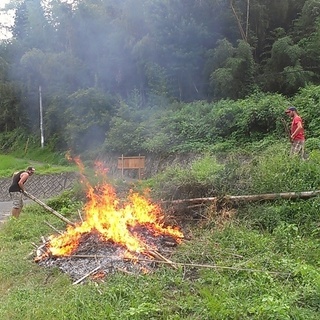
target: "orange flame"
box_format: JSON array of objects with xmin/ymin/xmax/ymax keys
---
[{"xmin": 47, "ymin": 156, "xmax": 183, "ymax": 257}]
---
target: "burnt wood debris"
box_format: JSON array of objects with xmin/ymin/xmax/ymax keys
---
[
  {"xmin": 30, "ymin": 189, "xmax": 311, "ymax": 284},
  {"xmin": 34, "ymin": 226, "xmax": 180, "ymax": 284}
]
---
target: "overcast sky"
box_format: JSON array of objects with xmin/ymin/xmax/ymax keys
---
[{"xmin": 0, "ymin": 0, "xmax": 14, "ymax": 39}]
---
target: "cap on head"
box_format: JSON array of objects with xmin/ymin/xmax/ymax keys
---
[
  {"xmin": 285, "ymin": 106, "xmax": 297, "ymax": 113},
  {"xmin": 27, "ymin": 167, "xmax": 35, "ymax": 172}
]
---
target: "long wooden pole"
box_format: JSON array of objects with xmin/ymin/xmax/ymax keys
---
[
  {"xmin": 24, "ymin": 191, "xmax": 75, "ymax": 226},
  {"xmin": 281, "ymin": 117, "xmax": 291, "ymax": 141},
  {"xmin": 163, "ymin": 190, "xmax": 320, "ymax": 205},
  {"xmin": 39, "ymin": 85, "xmax": 44, "ymax": 148},
  {"xmin": 65, "ymin": 255, "xmax": 288, "ymax": 276}
]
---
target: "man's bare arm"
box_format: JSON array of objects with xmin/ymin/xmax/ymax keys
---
[{"xmin": 18, "ymin": 172, "xmax": 29, "ymax": 191}]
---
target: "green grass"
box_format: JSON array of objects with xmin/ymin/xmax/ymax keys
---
[
  {"xmin": 1, "ymin": 147, "xmax": 320, "ymax": 319},
  {"xmin": 0, "ymin": 202, "xmax": 319, "ymax": 320},
  {"xmin": 0, "ymin": 154, "xmax": 77, "ymax": 177},
  {"xmin": 0, "ymin": 155, "xmax": 31, "ymax": 174}
]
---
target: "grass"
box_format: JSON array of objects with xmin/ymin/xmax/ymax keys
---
[
  {"xmin": 1, "ymin": 147, "xmax": 320, "ymax": 319},
  {"xmin": 0, "ymin": 201, "xmax": 319, "ymax": 320},
  {"xmin": 0, "ymin": 154, "xmax": 77, "ymax": 177}
]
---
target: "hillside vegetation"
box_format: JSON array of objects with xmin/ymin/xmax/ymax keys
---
[
  {"xmin": 1, "ymin": 1, "xmax": 320, "ymax": 154},
  {"xmin": 1, "ymin": 85, "xmax": 320, "ymax": 158}
]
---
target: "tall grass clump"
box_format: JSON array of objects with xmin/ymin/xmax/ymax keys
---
[
  {"xmin": 249, "ymin": 147, "xmax": 320, "ymax": 193},
  {"xmin": 0, "ymin": 128, "xmax": 71, "ymax": 166},
  {"xmin": 147, "ymin": 154, "xmax": 223, "ymax": 200},
  {"xmin": 230, "ymin": 144, "xmax": 320, "ymax": 234},
  {"xmin": 238, "ymin": 197, "xmax": 320, "ymax": 236}
]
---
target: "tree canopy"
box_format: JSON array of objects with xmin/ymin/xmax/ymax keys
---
[{"xmin": 0, "ymin": 0, "xmax": 319, "ymax": 154}]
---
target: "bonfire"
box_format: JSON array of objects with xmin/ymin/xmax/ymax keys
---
[{"xmin": 34, "ymin": 157, "xmax": 184, "ymax": 284}]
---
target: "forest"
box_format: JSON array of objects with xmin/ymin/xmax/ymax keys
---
[{"xmin": 0, "ymin": 0, "xmax": 320, "ymax": 155}]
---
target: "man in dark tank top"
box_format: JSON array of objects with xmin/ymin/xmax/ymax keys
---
[{"xmin": 9, "ymin": 167, "xmax": 35, "ymax": 218}]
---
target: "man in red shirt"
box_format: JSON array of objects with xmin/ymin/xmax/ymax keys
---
[{"xmin": 285, "ymin": 106, "xmax": 305, "ymax": 158}]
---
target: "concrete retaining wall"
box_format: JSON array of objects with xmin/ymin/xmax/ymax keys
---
[
  {"xmin": 0, "ymin": 153, "xmax": 199, "ymax": 201},
  {"xmin": 0, "ymin": 172, "xmax": 78, "ymax": 201}
]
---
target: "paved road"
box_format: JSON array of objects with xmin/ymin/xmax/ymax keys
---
[
  {"xmin": 0, "ymin": 201, "xmax": 13, "ymax": 223},
  {"xmin": 0, "ymin": 200, "xmax": 32, "ymax": 223}
]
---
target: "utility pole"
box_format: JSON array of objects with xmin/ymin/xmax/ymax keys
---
[
  {"xmin": 246, "ymin": 0, "xmax": 250, "ymax": 40},
  {"xmin": 39, "ymin": 85, "xmax": 44, "ymax": 148}
]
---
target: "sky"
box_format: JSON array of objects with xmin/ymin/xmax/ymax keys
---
[
  {"xmin": 0, "ymin": 0, "xmax": 75, "ymax": 40},
  {"xmin": 0, "ymin": 0, "xmax": 14, "ymax": 40}
]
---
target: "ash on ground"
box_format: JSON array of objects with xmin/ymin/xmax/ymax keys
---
[{"xmin": 35, "ymin": 226, "xmax": 181, "ymax": 282}]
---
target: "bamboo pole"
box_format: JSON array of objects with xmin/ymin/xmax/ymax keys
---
[
  {"xmin": 124, "ymin": 258, "xmax": 289, "ymax": 275},
  {"xmin": 281, "ymin": 117, "xmax": 291, "ymax": 141},
  {"xmin": 162, "ymin": 190, "xmax": 320, "ymax": 205},
  {"xmin": 24, "ymin": 191, "xmax": 75, "ymax": 226},
  {"xmin": 55, "ymin": 254, "xmax": 288, "ymax": 275}
]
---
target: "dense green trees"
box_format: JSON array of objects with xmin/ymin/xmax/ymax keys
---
[
  {"xmin": 208, "ymin": 39, "xmax": 255, "ymax": 99},
  {"xmin": 0, "ymin": 0, "xmax": 319, "ymax": 154}
]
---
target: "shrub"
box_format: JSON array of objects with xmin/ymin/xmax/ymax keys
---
[
  {"xmin": 249, "ymin": 147, "xmax": 320, "ymax": 193},
  {"xmin": 148, "ymin": 154, "xmax": 223, "ymax": 200}
]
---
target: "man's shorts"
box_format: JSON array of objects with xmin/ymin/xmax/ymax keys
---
[
  {"xmin": 10, "ymin": 192, "xmax": 23, "ymax": 209},
  {"xmin": 290, "ymin": 140, "xmax": 305, "ymax": 158}
]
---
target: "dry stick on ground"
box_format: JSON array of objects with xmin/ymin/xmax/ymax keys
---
[
  {"xmin": 31, "ymin": 242, "xmax": 47, "ymax": 256},
  {"xmin": 78, "ymin": 209, "xmax": 84, "ymax": 223},
  {"xmin": 187, "ymin": 204, "xmax": 205, "ymax": 209},
  {"xmin": 72, "ymin": 266, "xmax": 102, "ymax": 285},
  {"xmin": 214, "ymin": 248, "xmax": 244, "ymax": 259},
  {"xmin": 44, "ymin": 221, "xmax": 63, "ymax": 235},
  {"xmin": 64, "ymin": 254, "xmax": 288, "ymax": 276},
  {"xmin": 147, "ymin": 250, "xmax": 178, "ymax": 269},
  {"xmin": 73, "ymin": 266, "xmax": 135, "ymax": 285},
  {"xmin": 65, "ymin": 254, "xmax": 105, "ymax": 259},
  {"xmin": 127, "ymin": 258, "xmax": 290, "ymax": 276},
  {"xmin": 116, "ymin": 267, "xmax": 135, "ymax": 275}
]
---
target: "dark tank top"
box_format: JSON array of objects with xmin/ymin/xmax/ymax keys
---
[{"xmin": 9, "ymin": 171, "xmax": 26, "ymax": 192}]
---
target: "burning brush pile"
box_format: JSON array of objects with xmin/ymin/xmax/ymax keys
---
[{"xmin": 34, "ymin": 159, "xmax": 184, "ymax": 284}]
